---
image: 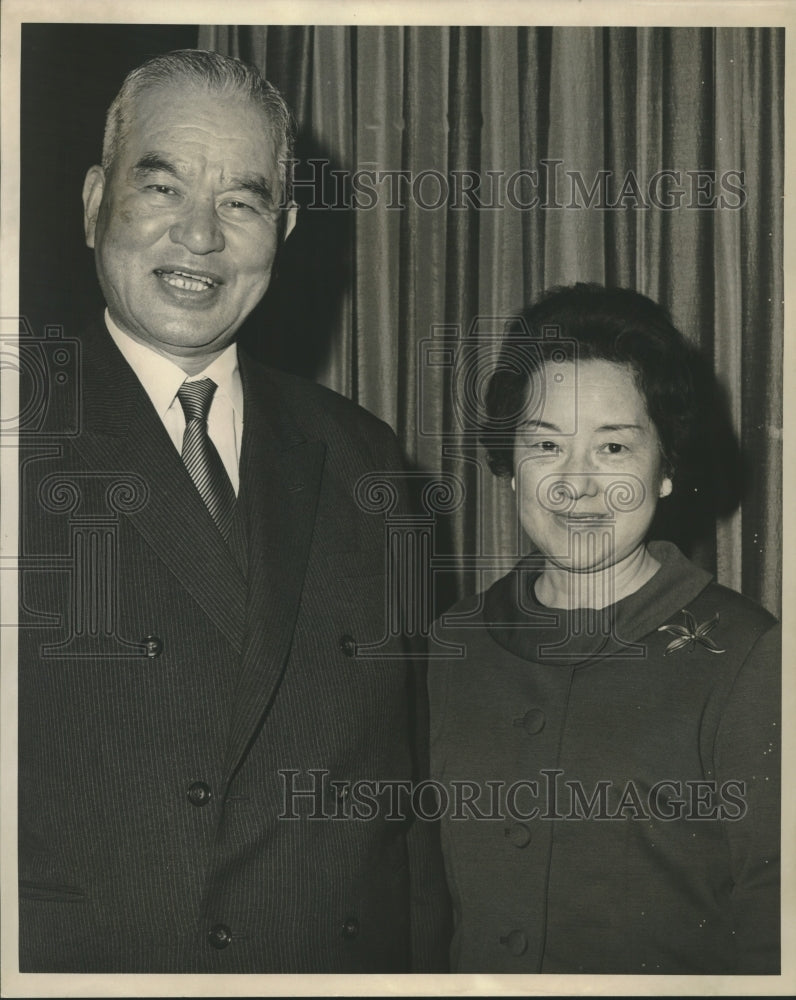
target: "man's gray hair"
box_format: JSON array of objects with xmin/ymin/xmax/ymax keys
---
[{"xmin": 101, "ymin": 48, "xmax": 295, "ymax": 204}]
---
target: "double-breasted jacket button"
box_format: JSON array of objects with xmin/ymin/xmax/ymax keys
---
[
  {"xmin": 513, "ymin": 708, "xmax": 545, "ymax": 735},
  {"xmin": 187, "ymin": 781, "xmax": 212, "ymax": 807},
  {"xmin": 143, "ymin": 635, "xmax": 163, "ymax": 658},
  {"xmin": 339, "ymin": 634, "xmax": 357, "ymax": 657},
  {"xmin": 504, "ymin": 822, "xmax": 532, "ymax": 848},
  {"xmin": 500, "ymin": 928, "xmax": 528, "ymax": 956},
  {"xmin": 208, "ymin": 923, "xmax": 232, "ymax": 949},
  {"xmin": 341, "ymin": 915, "xmax": 360, "ymax": 939}
]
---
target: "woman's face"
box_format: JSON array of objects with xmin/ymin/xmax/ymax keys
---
[{"xmin": 513, "ymin": 359, "xmax": 666, "ymax": 573}]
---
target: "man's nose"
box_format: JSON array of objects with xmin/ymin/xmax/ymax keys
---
[{"xmin": 169, "ymin": 198, "xmax": 225, "ymax": 254}]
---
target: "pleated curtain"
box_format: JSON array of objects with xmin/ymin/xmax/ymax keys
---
[{"xmin": 199, "ymin": 25, "xmax": 783, "ymax": 616}]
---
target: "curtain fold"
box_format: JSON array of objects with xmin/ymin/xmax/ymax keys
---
[{"xmin": 198, "ymin": 24, "xmax": 783, "ymax": 616}]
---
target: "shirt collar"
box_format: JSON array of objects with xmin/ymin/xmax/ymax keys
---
[{"xmin": 104, "ymin": 309, "xmax": 243, "ymax": 421}]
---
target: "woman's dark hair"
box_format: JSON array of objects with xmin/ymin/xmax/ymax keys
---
[{"xmin": 481, "ymin": 283, "xmax": 696, "ymax": 479}]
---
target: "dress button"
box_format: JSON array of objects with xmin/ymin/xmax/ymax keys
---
[
  {"xmin": 339, "ymin": 634, "xmax": 357, "ymax": 657},
  {"xmin": 500, "ymin": 928, "xmax": 528, "ymax": 956},
  {"xmin": 504, "ymin": 822, "xmax": 532, "ymax": 848},
  {"xmin": 143, "ymin": 635, "xmax": 163, "ymax": 658},
  {"xmin": 208, "ymin": 923, "xmax": 232, "ymax": 949},
  {"xmin": 342, "ymin": 915, "xmax": 360, "ymax": 939},
  {"xmin": 514, "ymin": 708, "xmax": 545, "ymax": 735},
  {"xmin": 187, "ymin": 781, "xmax": 212, "ymax": 807}
]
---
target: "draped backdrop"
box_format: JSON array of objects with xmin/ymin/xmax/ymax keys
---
[{"xmin": 199, "ymin": 25, "xmax": 783, "ymax": 616}]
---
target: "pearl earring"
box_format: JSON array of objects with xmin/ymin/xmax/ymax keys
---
[
  {"xmin": 659, "ymin": 478, "xmax": 673, "ymax": 498},
  {"xmin": 510, "ymin": 477, "xmax": 516, "ymax": 492}
]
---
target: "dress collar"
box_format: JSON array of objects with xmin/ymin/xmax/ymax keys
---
[{"xmin": 483, "ymin": 541, "xmax": 713, "ymax": 666}]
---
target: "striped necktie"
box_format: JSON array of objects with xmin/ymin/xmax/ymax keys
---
[{"xmin": 177, "ymin": 378, "xmax": 236, "ymax": 539}]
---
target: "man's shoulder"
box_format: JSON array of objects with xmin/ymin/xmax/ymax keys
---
[{"xmin": 243, "ymin": 355, "xmax": 398, "ymax": 446}]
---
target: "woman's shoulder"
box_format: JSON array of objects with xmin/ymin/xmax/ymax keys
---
[
  {"xmin": 630, "ymin": 541, "xmax": 779, "ymax": 648},
  {"xmin": 693, "ymin": 579, "xmax": 778, "ymax": 626},
  {"xmin": 676, "ymin": 578, "xmax": 780, "ymax": 668},
  {"xmin": 643, "ymin": 548, "xmax": 779, "ymax": 688}
]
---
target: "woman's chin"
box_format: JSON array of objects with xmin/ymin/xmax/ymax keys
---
[{"xmin": 544, "ymin": 555, "xmax": 617, "ymax": 575}]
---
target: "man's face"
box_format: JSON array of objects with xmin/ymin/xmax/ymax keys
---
[{"xmin": 83, "ymin": 81, "xmax": 294, "ymax": 366}]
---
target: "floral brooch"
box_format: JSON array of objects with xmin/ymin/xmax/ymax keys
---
[{"xmin": 658, "ymin": 609, "xmax": 726, "ymax": 655}]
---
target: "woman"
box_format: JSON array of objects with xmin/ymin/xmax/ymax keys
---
[{"xmin": 428, "ymin": 284, "xmax": 780, "ymax": 974}]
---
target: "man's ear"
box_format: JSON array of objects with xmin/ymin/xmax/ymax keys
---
[
  {"xmin": 282, "ymin": 202, "xmax": 298, "ymax": 242},
  {"xmin": 82, "ymin": 166, "xmax": 105, "ymax": 248}
]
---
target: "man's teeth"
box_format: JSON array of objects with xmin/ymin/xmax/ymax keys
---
[{"xmin": 159, "ymin": 270, "xmax": 216, "ymax": 291}]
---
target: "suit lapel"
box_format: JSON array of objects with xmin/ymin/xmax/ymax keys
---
[
  {"xmin": 222, "ymin": 357, "xmax": 326, "ymax": 784},
  {"xmin": 69, "ymin": 324, "xmax": 247, "ymax": 651},
  {"xmin": 68, "ymin": 326, "xmax": 326, "ymax": 778}
]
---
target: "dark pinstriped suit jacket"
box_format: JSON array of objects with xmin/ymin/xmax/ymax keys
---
[{"xmin": 18, "ymin": 322, "xmax": 450, "ymax": 972}]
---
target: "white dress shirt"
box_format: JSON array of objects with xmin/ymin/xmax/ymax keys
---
[{"xmin": 105, "ymin": 310, "xmax": 244, "ymax": 494}]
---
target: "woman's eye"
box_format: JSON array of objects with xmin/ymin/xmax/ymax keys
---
[
  {"xmin": 515, "ymin": 438, "xmax": 560, "ymax": 454},
  {"xmin": 602, "ymin": 442, "xmax": 627, "ymax": 454}
]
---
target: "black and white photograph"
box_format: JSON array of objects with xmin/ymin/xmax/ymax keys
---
[{"xmin": 1, "ymin": 0, "xmax": 792, "ymax": 995}]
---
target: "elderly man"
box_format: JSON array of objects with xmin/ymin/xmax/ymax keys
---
[{"xmin": 18, "ymin": 49, "xmax": 449, "ymax": 973}]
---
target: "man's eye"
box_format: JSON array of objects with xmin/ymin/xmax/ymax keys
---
[
  {"xmin": 223, "ymin": 200, "xmax": 257, "ymax": 212},
  {"xmin": 530, "ymin": 440, "xmax": 560, "ymax": 453},
  {"xmin": 146, "ymin": 184, "xmax": 175, "ymax": 195}
]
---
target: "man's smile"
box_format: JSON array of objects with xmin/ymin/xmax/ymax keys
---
[{"xmin": 153, "ymin": 267, "xmax": 223, "ymax": 292}]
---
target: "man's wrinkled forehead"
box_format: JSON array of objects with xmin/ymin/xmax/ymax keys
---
[{"xmin": 112, "ymin": 79, "xmax": 279, "ymax": 169}]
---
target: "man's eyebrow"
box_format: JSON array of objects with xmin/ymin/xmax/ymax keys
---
[
  {"xmin": 132, "ymin": 153, "xmax": 180, "ymax": 177},
  {"xmin": 130, "ymin": 157, "xmax": 275, "ymax": 206},
  {"xmin": 227, "ymin": 174, "xmax": 275, "ymax": 206}
]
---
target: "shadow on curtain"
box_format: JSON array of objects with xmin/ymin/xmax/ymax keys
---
[{"xmin": 199, "ymin": 24, "xmax": 783, "ymax": 617}]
